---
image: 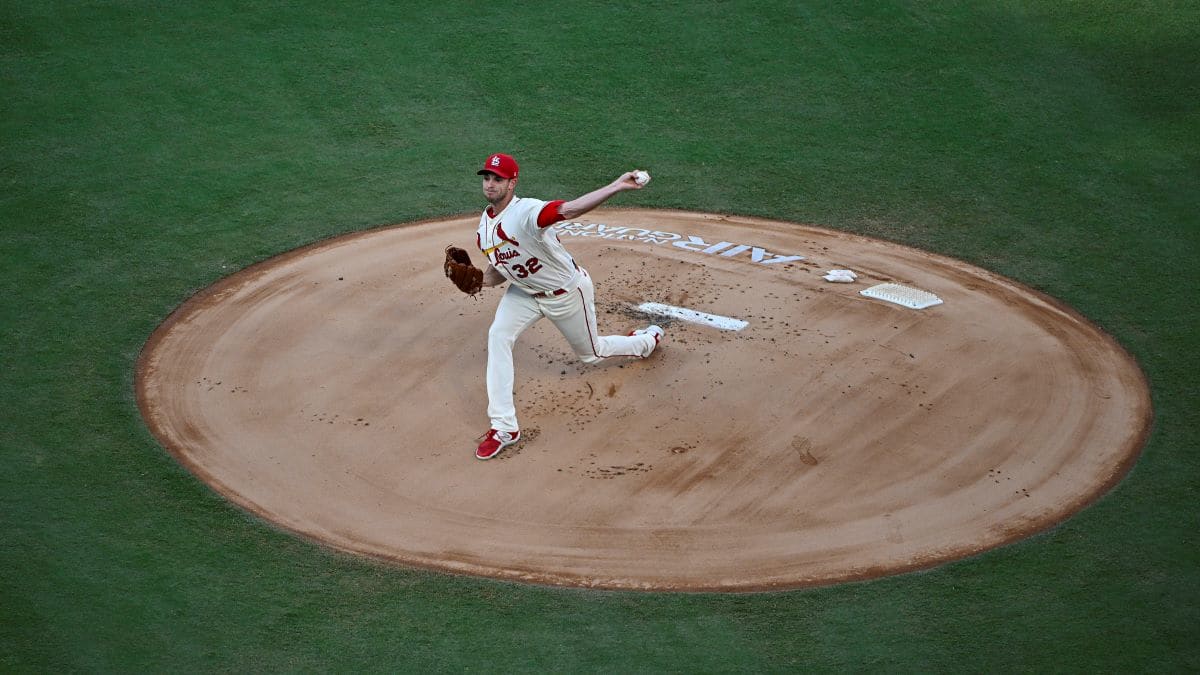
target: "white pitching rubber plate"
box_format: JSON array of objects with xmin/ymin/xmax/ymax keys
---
[{"xmin": 636, "ymin": 302, "xmax": 749, "ymax": 331}]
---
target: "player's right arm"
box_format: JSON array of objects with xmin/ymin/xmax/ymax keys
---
[
  {"xmin": 557, "ymin": 171, "xmax": 645, "ymax": 221},
  {"xmin": 482, "ymin": 265, "xmax": 507, "ymax": 287}
]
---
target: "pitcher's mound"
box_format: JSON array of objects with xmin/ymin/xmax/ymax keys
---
[{"xmin": 136, "ymin": 209, "xmax": 1150, "ymax": 591}]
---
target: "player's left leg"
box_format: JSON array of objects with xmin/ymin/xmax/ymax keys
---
[
  {"xmin": 544, "ymin": 270, "xmax": 659, "ymax": 363},
  {"xmin": 486, "ymin": 287, "xmax": 543, "ymax": 432}
]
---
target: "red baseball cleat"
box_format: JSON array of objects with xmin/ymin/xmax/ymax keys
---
[{"xmin": 476, "ymin": 429, "xmax": 520, "ymax": 460}]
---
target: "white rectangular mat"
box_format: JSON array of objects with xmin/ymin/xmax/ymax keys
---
[{"xmin": 860, "ymin": 283, "xmax": 943, "ymax": 310}]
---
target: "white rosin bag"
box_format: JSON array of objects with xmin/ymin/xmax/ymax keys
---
[{"xmin": 823, "ymin": 269, "xmax": 857, "ymax": 283}]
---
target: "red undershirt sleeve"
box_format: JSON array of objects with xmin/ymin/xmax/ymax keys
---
[{"xmin": 537, "ymin": 200, "xmax": 567, "ymax": 228}]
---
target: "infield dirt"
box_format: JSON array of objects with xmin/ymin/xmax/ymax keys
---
[{"xmin": 136, "ymin": 209, "xmax": 1151, "ymax": 591}]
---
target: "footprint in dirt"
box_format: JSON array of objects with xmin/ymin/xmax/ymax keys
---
[{"xmin": 791, "ymin": 436, "xmax": 819, "ymax": 466}]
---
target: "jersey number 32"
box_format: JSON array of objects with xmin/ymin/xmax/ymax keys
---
[{"xmin": 510, "ymin": 257, "xmax": 543, "ymax": 278}]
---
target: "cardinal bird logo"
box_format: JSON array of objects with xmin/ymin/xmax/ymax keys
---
[
  {"xmin": 482, "ymin": 223, "xmax": 521, "ymax": 258},
  {"xmin": 496, "ymin": 223, "xmax": 520, "ymax": 247}
]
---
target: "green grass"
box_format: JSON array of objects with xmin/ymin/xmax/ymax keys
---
[{"xmin": 3, "ymin": 1, "xmax": 1198, "ymax": 670}]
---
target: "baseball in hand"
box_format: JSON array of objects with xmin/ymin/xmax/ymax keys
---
[{"xmin": 633, "ymin": 170, "xmax": 651, "ymax": 186}]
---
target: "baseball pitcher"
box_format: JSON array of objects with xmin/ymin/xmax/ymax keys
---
[{"xmin": 444, "ymin": 153, "xmax": 662, "ymax": 460}]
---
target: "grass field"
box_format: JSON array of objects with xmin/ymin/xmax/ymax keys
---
[{"xmin": 3, "ymin": 1, "xmax": 1198, "ymax": 671}]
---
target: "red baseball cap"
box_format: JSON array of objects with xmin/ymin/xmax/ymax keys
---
[{"xmin": 477, "ymin": 153, "xmax": 519, "ymax": 179}]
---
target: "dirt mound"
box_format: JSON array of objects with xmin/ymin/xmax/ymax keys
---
[{"xmin": 137, "ymin": 210, "xmax": 1151, "ymax": 591}]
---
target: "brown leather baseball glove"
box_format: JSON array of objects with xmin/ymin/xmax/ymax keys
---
[{"xmin": 444, "ymin": 245, "xmax": 483, "ymax": 295}]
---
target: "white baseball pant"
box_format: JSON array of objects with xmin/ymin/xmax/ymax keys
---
[{"xmin": 486, "ymin": 270, "xmax": 656, "ymax": 433}]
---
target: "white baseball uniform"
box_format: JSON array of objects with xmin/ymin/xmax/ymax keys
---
[{"xmin": 477, "ymin": 196, "xmax": 657, "ymax": 433}]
